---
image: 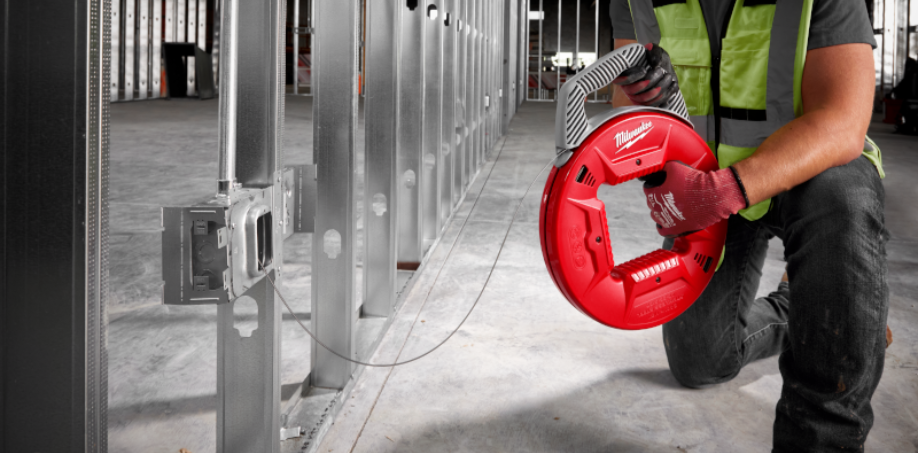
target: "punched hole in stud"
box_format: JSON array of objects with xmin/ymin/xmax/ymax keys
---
[
  {"xmin": 372, "ymin": 193, "xmax": 388, "ymax": 216},
  {"xmin": 233, "ymin": 296, "xmax": 259, "ymax": 338},
  {"xmin": 324, "ymin": 229, "xmax": 342, "ymax": 259},
  {"xmin": 256, "ymin": 212, "xmax": 273, "ymax": 269}
]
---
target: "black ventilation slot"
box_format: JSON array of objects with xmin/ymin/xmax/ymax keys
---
[
  {"xmin": 575, "ymin": 165, "xmax": 588, "ymax": 183},
  {"xmin": 575, "ymin": 165, "xmax": 597, "ymax": 187},
  {"xmin": 693, "ymin": 253, "xmax": 713, "ymax": 273}
]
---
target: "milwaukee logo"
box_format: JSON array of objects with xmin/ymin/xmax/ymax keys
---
[{"xmin": 615, "ymin": 121, "xmax": 653, "ymax": 150}]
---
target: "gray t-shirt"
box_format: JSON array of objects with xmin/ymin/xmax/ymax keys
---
[{"xmin": 611, "ymin": 0, "xmax": 877, "ymax": 55}]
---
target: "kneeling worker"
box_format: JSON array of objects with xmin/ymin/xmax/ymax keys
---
[{"xmin": 609, "ymin": 0, "xmax": 890, "ymax": 451}]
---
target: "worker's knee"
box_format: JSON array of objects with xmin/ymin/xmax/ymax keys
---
[
  {"xmin": 663, "ymin": 324, "xmax": 741, "ymax": 389},
  {"xmin": 666, "ymin": 356, "xmax": 741, "ymax": 389},
  {"xmin": 783, "ymin": 157, "xmax": 885, "ymax": 239}
]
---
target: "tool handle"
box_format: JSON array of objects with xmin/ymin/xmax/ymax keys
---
[{"xmin": 555, "ymin": 44, "xmax": 689, "ymax": 151}]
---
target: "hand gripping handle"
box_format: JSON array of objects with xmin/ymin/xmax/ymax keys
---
[{"xmin": 554, "ymin": 43, "xmax": 690, "ymax": 152}]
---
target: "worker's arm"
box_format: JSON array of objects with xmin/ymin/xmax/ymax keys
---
[
  {"xmin": 612, "ymin": 39, "xmax": 638, "ymax": 108},
  {"xmin": 732, "ymin": 43, "xmax": 875, "ymax": 205}
]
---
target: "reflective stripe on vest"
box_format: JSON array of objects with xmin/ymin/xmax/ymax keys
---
[{"xmin": 718, "ymin": 0, "xmax": 803, "ymax": 150}]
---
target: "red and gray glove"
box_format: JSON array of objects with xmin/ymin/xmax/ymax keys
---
[
  {"xmin": 612, "ymin": 43, "xmax": 679, "ymax": 107},
  {"xmin": 642, "ymin": 161, "xmax": 750, "ymax": 238}
]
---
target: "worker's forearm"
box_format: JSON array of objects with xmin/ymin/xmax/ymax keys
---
[
  {"xmin": 732, "ymin": 109, "xmax": 867, "ymax": 206},
  {"xmin": 732, "ymin": 44, "xmax": 874, "ymax": 206}
]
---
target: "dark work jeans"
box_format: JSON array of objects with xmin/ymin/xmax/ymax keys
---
[{"xmin": 662, "ymin": 156, "xmax": 890, "ymax": 452}]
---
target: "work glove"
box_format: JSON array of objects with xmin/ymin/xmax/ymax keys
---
[
  {"xmin": 642, "ymin": 161, "xmax": 749, "ymax": 238},
  {"xmin": 612, "ymin": 43, "xmax": 679, "ymax": 107}
]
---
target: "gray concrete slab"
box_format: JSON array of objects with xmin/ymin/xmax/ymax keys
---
[{"xmin": 316, "ymin": 101, "xmax": 918, "ymax": 453}]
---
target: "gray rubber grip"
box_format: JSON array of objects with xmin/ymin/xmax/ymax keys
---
[{"xmin": 554, "ymin": 43, "xmax": 690, "ymax": 151}]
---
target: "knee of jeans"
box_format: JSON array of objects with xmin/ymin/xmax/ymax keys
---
[
  {"xmin": 667, "ymin": 359, "xmax": 740, "ymax": 389},
  {"xmin": 789, "ymin": 171, "xmax": 884, "ymax": 236},
  {"xmin": 664, "ymin": 333, "xmax": 741, "ymax": 389}
]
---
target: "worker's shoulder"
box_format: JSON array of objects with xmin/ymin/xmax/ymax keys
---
[{"xmin": 808, "ymin": 0, "xmax": 876, "ymax": 50}]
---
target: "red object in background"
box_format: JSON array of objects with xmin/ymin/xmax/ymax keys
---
[
  {"xmin": 539, "ymin": 111, "xmax": 727, "ymax": 330},
  {"xmin": 883, "ymin": 98, "xmax": 902, "ymax": 124}
]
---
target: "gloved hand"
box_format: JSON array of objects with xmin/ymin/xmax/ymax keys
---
[
  {"xmin": 642, "ymin": 161, "xmax": 749, "ymax": 238},
  {"xmin": 612, "ymin": 43, "xmax": 679, "ymax": 107}
]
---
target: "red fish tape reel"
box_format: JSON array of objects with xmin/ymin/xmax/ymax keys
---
[{"xmin": 540, "ymin": 44, "xmax": 727, "ymax": 330}]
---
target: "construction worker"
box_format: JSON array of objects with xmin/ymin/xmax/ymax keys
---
[{"xmin": 610, "ymin": 0, "xmax": 889, "ymax": 451}]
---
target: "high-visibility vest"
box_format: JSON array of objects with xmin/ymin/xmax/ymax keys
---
[{"xmin": 628, "ymin": 0, "xmax": 884, "ymax": 221}]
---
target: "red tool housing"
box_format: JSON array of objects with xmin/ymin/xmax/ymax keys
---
[{"xmin": 539, "ymin": 110, "xmax": 727, "ymax": 330}]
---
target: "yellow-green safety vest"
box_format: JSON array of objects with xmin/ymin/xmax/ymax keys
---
[{"xmin": 627, "ymin": 0, "xmax": 884, "ymax": 221}]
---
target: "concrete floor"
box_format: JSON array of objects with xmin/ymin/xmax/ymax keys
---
[
  {"xmin": 106, "ymin": 95, "xmax": 393, "ymax": 453},
  {"xmin": 106, "ymin": 97, "xmax": 917, "ymax": 452},
  {"xmin": 314, "ymin": 101, "xmax": 918, "ymax": 453}
]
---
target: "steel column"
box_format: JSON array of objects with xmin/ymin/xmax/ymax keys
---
[
  {"xmin": 153, "ymin": 0, "xmax": 163, "ymax": 98},
  {"xmin": 363, "ymin": 0, "xmax": 400, "ymax": 317},
  {"xmin": 574, "ymin": 0, "xmax": 580, "ymax": 74},
  {"xmin": 537, "ymin": 0, "xmax": 542, "ymax": 99},
  {"xmin": 177, "ymin": 0, "xmax": 186, "ymax": 41},
  {"xmin": 488, "ymin": 0, "xmax": 492, "ymax": 145},
  {"xmin": 465, "ymin": 0, "xmax": 473, "ymax": 175},
  {"xmin": 187, "ymin": 0, "xmax": 197, "ymax": 96},
  {"xmin": 112, "ymin": 0, "xmax": 121, "ymax": 100},
  {"xmin": 442, "ymin": 0, "xmax": 458, "ymax": 212},
  {"xmin": 520, "ymin": 0, "xmax": 527, "ymax": 105},
  {"xmin": 233, "ymin": 0, "xmax": 284, "ymax": 186},
  {"xmin": 502, "ymin": 0, "xmax": 516, "ymax": 134},
  {"xmin": 218, "ymin": 0, "xmax": 238, "ymax": 190},
  {"xmin": 455, "ymin": 0, "xmax": 468, "ymax": 199},
  {"xmin": 556, "ymin": 0, "xmax": 561, "ymax": 100},
  {"xmin": 397, "ymin": 3, "xmax": 426, "ymax": 264},
  {"xmin": 125, "ymin": 0, "xmax": 136, "ymax": 100},
  {"xmin": 479, "ymin": 0, "xmax": 486, "ymax": 156},
  {"xmin": 195, "ymin": 0, "xmax": 208, "ymax": 94},
  {"xmin": 464, "ymin": 0, "xmax": 474, "ymax": 187},
  {"xmin": 472, "ymin": 0, "xmax": 480, "ymax": 175},
  {"xmin": 216, "ymin": 275, "xmax": 281, "ymax": 453},
  {"xmin": 293, "ymin": 0, "xmax": 300, "ymax": 95},
  {"xmin": 139, "ymin": 0, "xmax": 150, "ymax": 99},
  {"xmin": 312, "ymin": 0, "xmax": 360, "ymax": 389},
  {"xmin": 198, "ymin": 0, "xmax": 208, "ymax": 48},
  {"xmin": 423, "ymin": 1, "xmax": 444, "ymax": 246},
  {"xmin": 1, "ymin": 0, "xmax": 110, "ymax": 449},
  {"xmin": 484, "ymin": 0, "xmax": 491, "ymax": 152},
  {"xmin": 894, "ymin": 0, "xmax": 909, "ymax": 85},
  {"xmin": 213, "ymin": 0, "xmax": 221, "ymax": 87},
  {"xmin": 166, "ymin": 0, "xmax": 175, "ymax": 42},
  {"xmin": 593, "ymin": 0, "xmax": 598, "ymax": 101},
  {"xmin": 213, "ymin": 0, "xmax": 286, "ymax": 448}
]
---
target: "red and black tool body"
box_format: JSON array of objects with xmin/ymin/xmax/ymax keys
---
[{"xmin": 540, "ymin": 44, "xmax": 727, "ymax": 330}]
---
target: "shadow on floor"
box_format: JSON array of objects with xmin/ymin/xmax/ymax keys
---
[{"xmin": 366, "ymin": 364, "xmax": 781, "ymax": 453}]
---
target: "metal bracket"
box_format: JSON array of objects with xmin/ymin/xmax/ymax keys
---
[
  {"xmin": 280, "ymin": 426, "xmax": 305, "ymax": 441},
  {"xmin": 162, "ymin": 203, "xmax": 232, "ymax": 305},
  {"xmin": 161, "ymin": 168, "xmax": 295, "ymax": 305}
]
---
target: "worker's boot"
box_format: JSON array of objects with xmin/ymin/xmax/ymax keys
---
[{"xmin": 781, "ymin": 270, "xmax": 892, "ymax": 348}]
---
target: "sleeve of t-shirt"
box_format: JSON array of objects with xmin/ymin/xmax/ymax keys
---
[
  {"xmin": 807, "ymin": 0, "xmax": 877, "ymax": 50},
  {"xmin": 610, "ymin": 0, "xmax": 637, "ymax": 41}
]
